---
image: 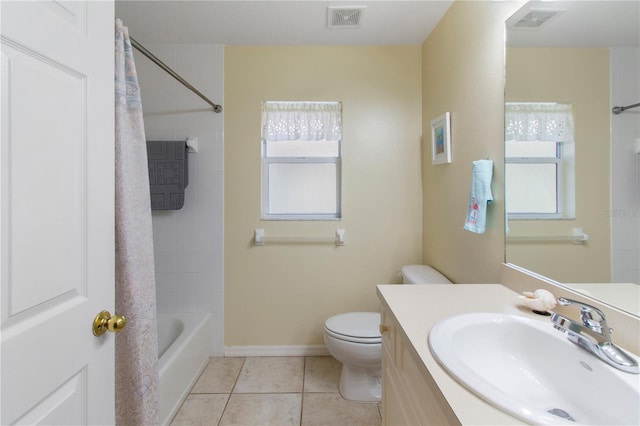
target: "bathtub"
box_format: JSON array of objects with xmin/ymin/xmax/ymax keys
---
[{"xmin": 158, "ymin": 313, "xmax": 212, "ymax": 426}]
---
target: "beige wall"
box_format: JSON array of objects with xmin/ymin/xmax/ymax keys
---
[
  {"xmin": 420, "ymin": 1, "xmax": 523, "ymax": 283},
  {"xmin": 224, "ymin": 46, "xmax": 423, "ymax": 346},
  {"xmin": 505, "ymin": 48, "xmax": 611, "ymax": 283}
]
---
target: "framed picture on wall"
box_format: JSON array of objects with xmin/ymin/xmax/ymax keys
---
[{"xmin": 431, "ymin": 112, "xmax": 451, "ymax": 165}]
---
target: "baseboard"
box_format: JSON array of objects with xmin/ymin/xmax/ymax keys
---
[{"xmin": 223, "ymin": 345, "xmax": 331, "ymax": 357}]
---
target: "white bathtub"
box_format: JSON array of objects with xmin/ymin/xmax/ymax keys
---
[{"xmin": 158, "ymin": 313, "xmax": 212, "ymax": 426}]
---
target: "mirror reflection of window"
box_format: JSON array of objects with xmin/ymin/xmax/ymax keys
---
[
  {"xmin": 506, "ymin": 140, "xmax": 560, "ymax": 215},
  {"xmin": 505, "ymin": 102, "xmax": 575, "ymax": 219},
  {"xmin": 504, "ymin": 0, "xmax": 640, "ymax": 313}
]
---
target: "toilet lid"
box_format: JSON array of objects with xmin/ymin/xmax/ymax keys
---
[{"xmin": 325, "ymin": 312, "xmax": 381, "ymax": 342}]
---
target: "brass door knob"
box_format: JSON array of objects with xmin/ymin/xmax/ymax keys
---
[
  {"xmin": 93, "ymin": 310, "xmax": 127, "ymax": 336},
  {"xmin": 379, "ymin": 324, "xmax": 389, "ymax": 334}
]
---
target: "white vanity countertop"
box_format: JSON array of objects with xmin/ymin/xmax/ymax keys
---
[{"xmin": 377, "ymin": 283, "xmax": 550, "ymax": 426}]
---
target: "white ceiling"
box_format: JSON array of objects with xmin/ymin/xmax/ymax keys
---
[
  {"xmin": 115, "ymin": 0, "xmax": 453, "ymax": 45},
  {"xmin": 507, "ymin": 1, "xmax": 640, "ymax": 47},
  {"xmin": 115, "ymin": 1, "xmax": 640, "ymax": 47}
]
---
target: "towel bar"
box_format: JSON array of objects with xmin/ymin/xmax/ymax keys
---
[
  {"xmin": 506, "ymin": 230, "xmax": 588, "ymax": 245},
  {"xmin": 254, "ymin": 228, "xmax": 345, "ymax": 246}
]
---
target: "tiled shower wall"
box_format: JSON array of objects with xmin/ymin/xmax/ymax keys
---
[
  {"xmin": 610, "ymin": 47, "xmax": 640, "ymax": 283},
  {"xmin": 134, "ymin": 44, "xmax": 224, "ymax": 355}
]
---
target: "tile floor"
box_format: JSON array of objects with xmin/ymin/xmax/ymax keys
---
[{"xmin": 170, "ymin": 356, "xmax": 382, "ymax": 426}]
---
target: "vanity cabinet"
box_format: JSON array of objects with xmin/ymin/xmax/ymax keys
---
[
  {"xmin": 380, "ymin": 306, "xmax": 460, "ymax": 426},
  {"xmin": 377, "ymin": 284, "xmax": 536, "ymax": 425}
]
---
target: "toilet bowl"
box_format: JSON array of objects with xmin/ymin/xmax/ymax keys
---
[
  {"xmin": 323, "ymin": 265, "xmax": 451, "ymax": 402},
  {"xmin": 324, "ymin": 312, "xmax": 382, "ymax": 402}
]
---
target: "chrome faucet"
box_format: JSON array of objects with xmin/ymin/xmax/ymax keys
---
[{"xmin": 550, "ymin": 297, "xmax": 639, "ymax": 374}]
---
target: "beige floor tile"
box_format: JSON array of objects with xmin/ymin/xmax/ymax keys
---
[
  {"xmin": 219, "ymin": 393, "xmax": 302, "ymax": 426},
  {"xmin": 170, "ymin": 394, "xmax": 229, "ymax": 426},
  {"xmin": 303, "ymin": 356, "xmax": 341, "ymax": 393},
  {"xmin": 234, "ymin": 357, "xmax": 304, "ymax": 393},
  {"xmin": 174, "ymin": 356, "xmax": 382, "ymax": 426},
  {"xmin": 191, "ymin": 357, "xmax": 245, "ymax": 394},
  {"xmin": 301, "ymin": 393, "xmax": 381, "ymax": 426}
]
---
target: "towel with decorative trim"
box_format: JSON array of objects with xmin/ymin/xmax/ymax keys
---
[
  {"xmin": 147, "ymin": 141, "xmax": 189, "ymax": 210},
  {"xmin": 463, "ymin": 159, "xmax": 493, "ymax": 234}
]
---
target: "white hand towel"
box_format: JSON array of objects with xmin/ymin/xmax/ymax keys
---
[{"xmin": 464, "ymin": 159, "xmax": 493, "ymax": 234}]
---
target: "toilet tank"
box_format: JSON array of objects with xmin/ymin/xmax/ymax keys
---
[{"xmin": 400, "ymin": 265, "xmax": 451, "ymax": 284}]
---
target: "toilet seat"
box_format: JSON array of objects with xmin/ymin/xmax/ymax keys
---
[{"xmin": 325, "ymin": 312, "xmax": 381, "ymax": 344}]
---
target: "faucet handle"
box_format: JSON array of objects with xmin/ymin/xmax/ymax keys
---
[
  {"xmin": 552, "ymin": 298, "xmax": 637, "ymax": 373},
  {"xmin": 557, "ymin": 297, "xmax": 610, "ymax": 336}
]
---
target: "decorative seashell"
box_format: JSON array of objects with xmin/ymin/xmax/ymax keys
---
[
  {"xmin": 518, "ymin": 289, "xmax": 557, "ymax": 312},
  {"xmin": 533, "ymin": 289, "xmax": 557, "ymax": 309},
  {"xmin": 518, "ymin": 295, "xmax": 548, "ymax": 311}
]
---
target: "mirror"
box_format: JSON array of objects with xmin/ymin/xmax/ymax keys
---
[{"xmin": 505, "ymin": 1, "xmax": 640, "ymax": 316}]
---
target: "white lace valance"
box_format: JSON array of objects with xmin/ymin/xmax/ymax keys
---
[
  {"xmin": 505, "ymin": 103, "xmax": 574, "ymax": 142},
  {"xmin": 261, "ymin": 102, "xmax": 342, "ymax": 141}
]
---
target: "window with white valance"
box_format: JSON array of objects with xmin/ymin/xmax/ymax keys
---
[
  {"xmin": 261, "ymin": 102, "xmax": 342, "ymax": 141},
  {"xmin": 261, "ymin": 101, "xmax": 342, "ymax": 220},
  {"xmin": 505, "ymin": 103, "xmax": 575, "ymax": 219},
  {"xmin": 505, "ymin": 103, "xmax": 574, "ymax": 142}
]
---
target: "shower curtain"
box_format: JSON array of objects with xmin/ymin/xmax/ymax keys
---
[{"xmin": 114, "ymin": 19, "xmax": 160, "ymax": 425}]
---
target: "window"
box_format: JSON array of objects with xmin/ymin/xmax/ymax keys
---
[
  {"xmin": 261, "ymin": 102, "xmax": 342, "ymax": 220},
  {"xmin": 505, "ymin": 103, "xmax": 575, "ymax": 219}
]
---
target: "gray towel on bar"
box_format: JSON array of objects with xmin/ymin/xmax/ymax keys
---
[{"xmin": 147, "ymin": 141, "xmax": 189, "ymax": 210}]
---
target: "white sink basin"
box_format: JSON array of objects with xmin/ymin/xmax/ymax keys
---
[{"xmin": 428, "ymin": 313, "xmax": 640, "ymax": 425}]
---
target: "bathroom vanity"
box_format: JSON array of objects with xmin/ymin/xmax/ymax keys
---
[
  {"xmin": 378, "ymin": 282, "xmax": 640, "ymax": 425},
  {"xmin": 378, "ymin": 284, "xmax": 538, "ymax": 425}
]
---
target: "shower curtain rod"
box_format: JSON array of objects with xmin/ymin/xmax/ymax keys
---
[
  {"xmin": 130, "ymin": 36, "xmax": 223, "ymax": 113},
  {"xmin": 612, "ymin": 102, "xmax": 640, "ymax": 115}
]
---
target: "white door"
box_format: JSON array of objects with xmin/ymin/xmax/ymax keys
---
[{"xmin": 1, "ymin": 1, "xmax": 115, "ymax": 424}]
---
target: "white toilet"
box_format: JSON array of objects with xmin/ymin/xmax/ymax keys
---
[
  {"xmin": 399, "ymin": 264, "xmax": 452, "ymax": 285},
  {"xmin": 323, "ymin": 265, "xmax": 451, "ymax": 402}
]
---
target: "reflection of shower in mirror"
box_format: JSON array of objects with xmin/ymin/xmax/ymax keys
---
[
  {"xmin": 505, "ymin": 0, "xmax": 640, "ymax": 318},
  {"xmin": 612, "ymin": 102, "xmax": 640, "ymax": 115}
]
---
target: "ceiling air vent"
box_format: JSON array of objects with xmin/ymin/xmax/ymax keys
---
[
  {"xmin": 510, "ymin": 8, "xmax": 564, "ymax": 30},
  {"xmin": 327, "ymin": 6, "xmax": 366, "ymax": 29}
]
